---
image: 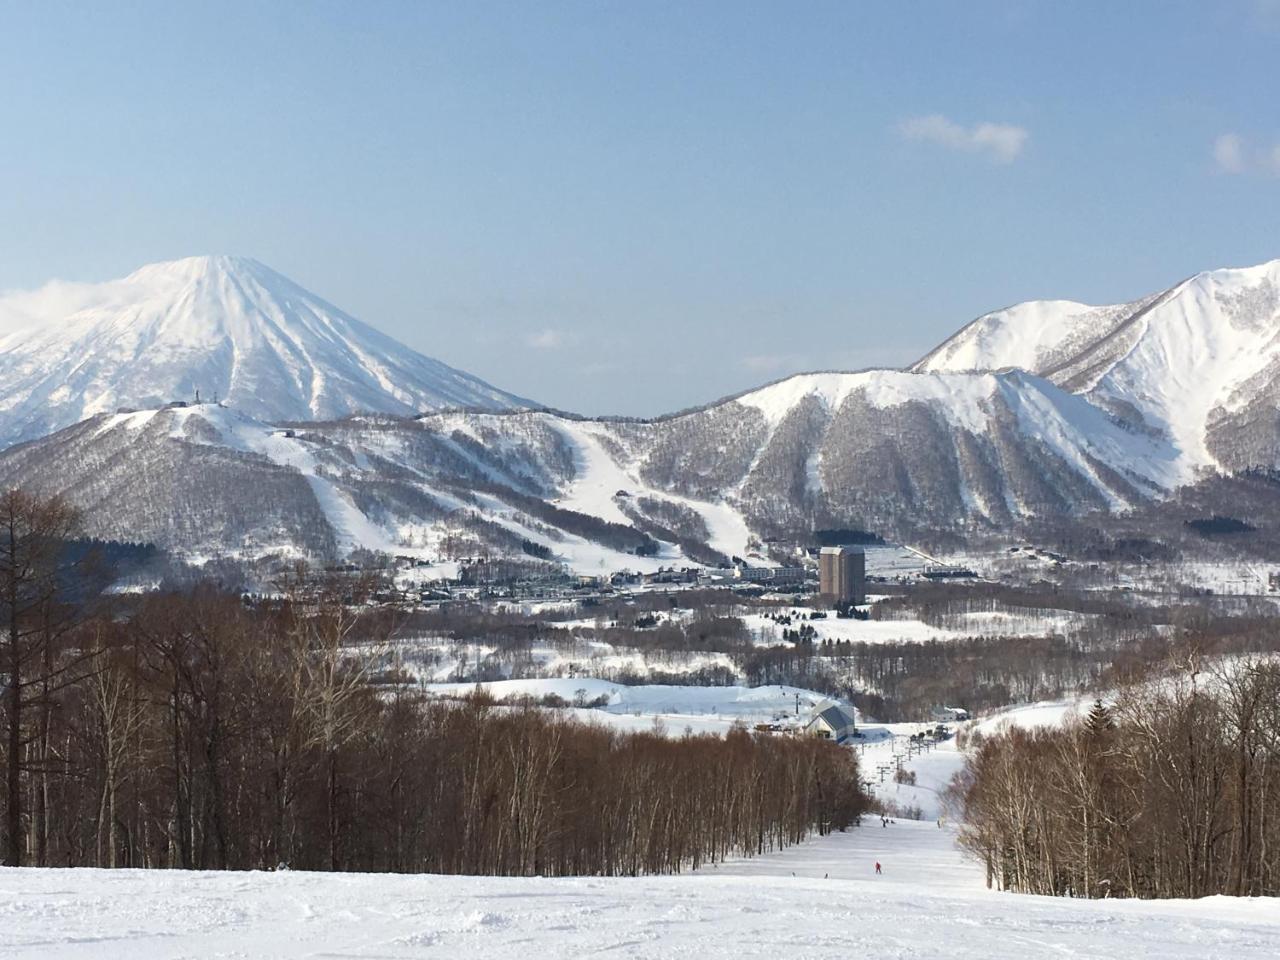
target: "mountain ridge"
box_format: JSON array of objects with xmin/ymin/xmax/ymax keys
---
[
  {"xmin": 912, "ymin": 257, "xmax": 1280, "ymax": 474},
  {"xmin": 1, "ymin": 255, "xmax": 1278, "ymax": 569},
  {"xmin": 0, "ymin": 364, "xmax": 1185, "ymax": 566}
]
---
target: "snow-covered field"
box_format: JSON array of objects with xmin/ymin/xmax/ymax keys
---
[
  {"xmin": 743, "ymin": 611, "xmax": 967, "ymax": 645},
  {"xmin": 421, "ymin": 678, "xmax": 867, "ymax": 738},
  {"xmin": 5, "ymin": 817, "xmax": 1276, "ymax": 958},
  {"xmin": 967, "ymin": 696, "xmax": 1093, "ymax": 738},
  {"xmin": 743, "ymin": 609, "xmax": 1085, "ymax": 646},
  {"xmin": 424, "ymin": 677, "xmax": 832, "ymax": 733},
  {"xmin": 386, "ymin": 633, "xmax": 742, "ymax": 684},
  {"xmin": 1116, "ymin": 561, "xmax": 1279, "ymax": 598}
]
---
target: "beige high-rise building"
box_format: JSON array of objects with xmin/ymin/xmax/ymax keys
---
[{"xmin": 818, "ymin": 546, "xmax": 865, "ymax": 606}]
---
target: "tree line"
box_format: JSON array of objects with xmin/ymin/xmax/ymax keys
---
[
  {"xmin": 0, "ymin": 489, "xmax": 866, "ymax": 873},
  {"xmin": 953, "ymin": 655, "xmax": 1280, "ymax": 898}
]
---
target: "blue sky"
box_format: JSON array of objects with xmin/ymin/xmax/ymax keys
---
[{"xmin": 1, "ymin": 1, "xmax": 1277, "ymax": 415}]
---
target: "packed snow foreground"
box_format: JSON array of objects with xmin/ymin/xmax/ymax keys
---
[
  {"xmin": 2, "ymin": 695, "xmax": 1277, "ymax": 957},
  {"xmin": 2, "ymin": 818, "xmax": 1276, "ymax": 958}
]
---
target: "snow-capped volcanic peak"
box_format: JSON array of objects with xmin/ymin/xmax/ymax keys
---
[{"xmin": 0, "ymin": 255, "xmax": 532, "ymax": 446}]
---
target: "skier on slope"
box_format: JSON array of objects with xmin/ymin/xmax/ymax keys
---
[{"xmin": 875, "ymin": 862, "xmax": 882, "ymax": 875}]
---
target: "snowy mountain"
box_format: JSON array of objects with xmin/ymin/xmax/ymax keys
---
[
  {"xmin": 913, "ymin": 258, "xmax": 1280, "ymax": 476},
  {"xmin": 0, "ymin": 402, "xmax": 665, "ymax": 567},
  {"xmin": 0, "ymin": 368, "xmax": 1184, "ymax": 565},
  {"xmin": 626, "ymin": 369, "xmax": 1179, "ymax": 540},
  {"xmin": 0, "ymin": 255, "xmax": 532, "ymax": 447},
  {"xmin": 2, "ymin": 255, "xmax": 1277, "ymax": 567}
]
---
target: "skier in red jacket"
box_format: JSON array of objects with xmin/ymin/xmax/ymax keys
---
[{"xmin": 875, "ymin": 862, "xmax": 882, "ymax": 875}]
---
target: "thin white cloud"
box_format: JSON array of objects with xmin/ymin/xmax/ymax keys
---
[
  {"xmin": 1213, "ymin": 133, "xmax": 1246, "ymax": 174},
  {"xmin": 1212, "ymin": 132, "xmax": 1280, "ymax": 176},
  {"xmin": 525, "ymin": 327, "xmax": 564, "ymax": 349},
  {"xmin": 898, "ymin": 114, "xmax": 1029, "ymax": 164},
  {"xmin": 0, "ymin": 279, "xmax": 107, "ymax": 334}
]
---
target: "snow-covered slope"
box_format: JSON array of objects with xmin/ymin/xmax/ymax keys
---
[
  {"xmin": 0, "ymin": 366, "xmax": 1187, "ymax": 567},
  {"xmin": 912, "ymin": 297, "xmax": 1159, "ymax": 379},
  {"xmin": 646, "ymin": 368, "xmax": 1181, "ymax": 534},
  {"xmin": 913, "ymin": 258, "xmax": 1280, "ymax": 474},
  {"xmin": 0, "ymin": 255, "xmax": 532, "ymax": 447},
  {"xmin": 3, "ymin": 821, "xmax": 1275, "ymax": 959},
  {"xmin": 0, "ymin": 402, "xmax": 701, "ymax": 568}
]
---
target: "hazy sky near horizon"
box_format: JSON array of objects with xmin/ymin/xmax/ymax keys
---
[{"xmin": 2, "ymin": 1, "xmax": 1277, "ymax": 416}]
